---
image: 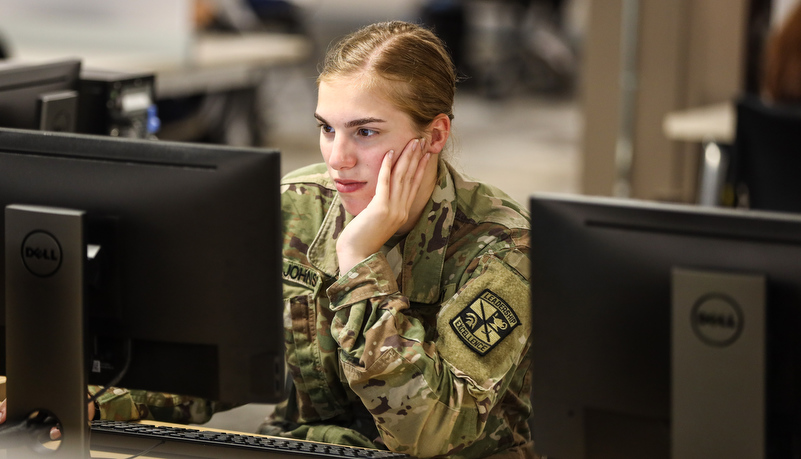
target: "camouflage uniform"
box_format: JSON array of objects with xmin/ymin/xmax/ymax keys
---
[
  {"xmin": 94, "ymin": 159, "xmax": 534, "ymax": 458},
  {"xmin": 88, "ymin": 385, "xmax": 229, "ymax": 424},
  {"xmin": 263, "ymin": 160, "xmax": 534, "ymax": 458}
]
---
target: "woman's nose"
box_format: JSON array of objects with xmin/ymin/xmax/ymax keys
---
[{"xmin": 327, "ymin": 137, "xmax": 356, "ymax": 170}]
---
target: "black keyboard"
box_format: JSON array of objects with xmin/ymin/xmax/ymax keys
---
[{"xmin": 90, "ymin": 420, "xmax": 412, "ymax": 458}]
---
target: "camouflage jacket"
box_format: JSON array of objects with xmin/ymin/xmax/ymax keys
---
[
  {"xmin": 93, "ymin": 160, "xmax": 534, "ymax": 458},
  {"xmin": 87, "ymin": 384, "xmax": 228, "ymax": 424},
  {"xmin": 263, "ymin": 161, "xmax": 534, "ymax": 458}
]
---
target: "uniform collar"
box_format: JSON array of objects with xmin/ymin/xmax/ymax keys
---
[
  {"xmin": 307, "ymin": 160, "xmax": 456, "ymax": 304},
  {"xmin": 307, "ymin": 192, "xmax": 351, "ymax": 277},
  {"xmin": 399, "ymin": 160, "xmax": 455, "ymax": 304}
]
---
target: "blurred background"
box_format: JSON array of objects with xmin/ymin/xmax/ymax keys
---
[
  {"xmin": 1, "ymin": 0, "xmax": 798, "ymax": 205},
  {"xmin": 0, "ymin": 0, "xmax": 798, "ymax": 432},
  {"xmin": 259, "ymin": 0, "xmax": 587, "ymax": 206},
  {"xmin": 0, "ymin": 0, "xmax": 586, "ymax": 207}
]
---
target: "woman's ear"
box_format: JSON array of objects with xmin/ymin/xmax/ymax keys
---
[{"xmin": 426, "ymin": 114, "xmax": 451, "ymax": 155}]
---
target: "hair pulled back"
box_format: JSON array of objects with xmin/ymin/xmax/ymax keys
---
[{"xmin": 318, "ymin": 21, "xmax": 456, "ymax": 133}]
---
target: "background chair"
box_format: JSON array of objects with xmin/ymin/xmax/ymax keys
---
[{"xmin": 731, "ymin": 95, "xmax": 801, "ymax": 213}]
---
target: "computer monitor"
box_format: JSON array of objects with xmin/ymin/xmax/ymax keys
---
[
  {"xmin": 0, "ymin": 59, "xmax": 82, "ymax": 131},
  {"xmin": 0, "ymin": 127, "xmax": 284, "ymax": 456},
  {"xmin": 731, "ymin": 96, "xmax": 801, "ymax": 213},
  {"xmin": 529, "ymin": 194, "xmax": 801, "ymax": 459}
]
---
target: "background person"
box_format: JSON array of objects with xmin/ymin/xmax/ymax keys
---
[{"xmin": 762, "ymin": 0, "xmax": 801, "ymax": 103}]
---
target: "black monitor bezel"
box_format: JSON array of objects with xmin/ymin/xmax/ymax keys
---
[
  {"xmin": 0, "ymin": 127, "xmax": 285, "ymax": 404},
  {"xmin": 529, "ymin": 193, "xmax": 801, "ymax": 458},
  {"xmin": 0, "ymin": 59, "xmax": 81, "ymax": 131}
]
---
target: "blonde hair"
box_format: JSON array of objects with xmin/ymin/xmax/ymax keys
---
[{"xmin": 318, "ymin": 21, "xmax": 456, "ymax": 134}]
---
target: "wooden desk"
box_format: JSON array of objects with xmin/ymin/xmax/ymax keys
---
[
  {"xmin": 88, "ymin": 420, "xmax": 397, "ymax": 459},
  {"xmin": 663, "ymin": 102, "xmax": 736, "ymax": 205},
  {"xmin": 0, "ymin": 419, "xmax": 293, "ymax": 458},
  {"xmin": 157, "ymin": 32, "xmax": 313, "ymax": 99},
  {"xmin": 89, "ymin": 421, "xmax": 277, "ymax": 458},
  {"xmin": 16, "ymin": 32, "xmax": 313, "ymax": 99},
  {"xmin": 662, "ymin": 102, "xmax": 735, "ymax": 144},
  {"xmin": 12, "ymin": 31, "xmax": 312, "ymax": 144}
]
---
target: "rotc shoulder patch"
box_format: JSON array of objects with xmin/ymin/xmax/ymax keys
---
[{"xmin": 450, "ymin": 289, "xmax": 520, "ymax": 356}]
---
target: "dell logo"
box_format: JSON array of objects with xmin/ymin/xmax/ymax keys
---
[
  {"xmin": 691, "ymin": 293, "xmax": 744, "ymax": 347},
  {"xmin": 25, "ymin": 246, "xmax": 59, "ymax": 261},
  {"xmin": 21, "ymin": 231, "xmax": 63, "ymax": 277},
  {"xmin": 696, "ymin": 310, "xmax": 738, "ymax": 329}
]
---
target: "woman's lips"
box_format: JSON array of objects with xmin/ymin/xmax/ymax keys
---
[{"xmin": 335, "ymin": 179, "xmax": 366, "ymax": 193}]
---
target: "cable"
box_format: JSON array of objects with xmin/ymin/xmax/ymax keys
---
[
  {"xmin": 122, "ymin": 439, "xmax": 166, "ymax": 459},
  {"xmin": 89, "ymin": 338, "xmax": 133, "ymax": 405}
]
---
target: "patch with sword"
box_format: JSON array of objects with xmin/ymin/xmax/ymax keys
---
[{"xmin": 450, "ymin": 289, "xmax": 520, "ymax": 356}]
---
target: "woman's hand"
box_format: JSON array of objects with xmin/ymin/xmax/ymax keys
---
[{"xmin": 336, "ymin": 137, "xmax": 431, "ymax": 274}]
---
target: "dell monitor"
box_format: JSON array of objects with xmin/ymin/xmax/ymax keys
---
[
  {"xmin": 0, "ymin": 128, "xmax": 284, "ymax": 456},
  {"xmin": 529, "ymin": 194, "xmax": 801, "ymax": 459},
  {"xmin": 0, "ymin": 59, "xmax": 82, "ymax": 132}
]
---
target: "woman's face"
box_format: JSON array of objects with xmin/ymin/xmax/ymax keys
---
[{"xmin": 316, "ymin": 76, "xmax": 421, "ymax": 216}]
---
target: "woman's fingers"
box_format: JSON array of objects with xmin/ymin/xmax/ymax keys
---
[
  {"xmin": 405, "ymin": 139, "xmax": 428, "ymax": 198},
  {"xmin": 335, "ymin": 136, "xmax": 430, "ymax": 273},
  {"xmin": 374, "ymin": 149, "xmax": 394, "ymax": 203},
  {"xmin": 366, "ymin": 136, "xmax": 430, "ymax": 232},
  {"xmin": 412, "ymin": 152, "xmax": 432, "ymax": 195},
  {"xmin": 389, "ymin": 137, "xmax": 426, "ymax": 206}
]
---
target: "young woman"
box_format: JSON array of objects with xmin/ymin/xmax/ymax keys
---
[
  {"xmin": 259, "ymin": 21, "xmax": 534, "ymax": 458},
  {"xmin": 1, "ymin": 20, "xmax": 535, "ymax": 459}
]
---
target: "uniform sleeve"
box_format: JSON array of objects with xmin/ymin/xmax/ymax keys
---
[
  {"xmin": 327, "ymin": 248, "xmax": 531, "ymax": 457},
  {"xmin": 89, "ymin": 385, "xmax": 234, "ymax": 424}
]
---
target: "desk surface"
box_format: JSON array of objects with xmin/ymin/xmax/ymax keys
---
[
  {"xmin": 662, "ymin": 102, "xmax": 735, "ymax": 144},
  {"xmin": 89, "ymin": 421, "xmax": 279, "ymax": 458},
  {"xmin": 15, "ymin": 32, "xmax": 313, "ymax": 99},
  {"xmin": 0, "ymin": 420, "xmax": 310, "ymax": 458},
  {"xmin": 87, "ymin": 420, "xmax": 407, "ymax": 459}
]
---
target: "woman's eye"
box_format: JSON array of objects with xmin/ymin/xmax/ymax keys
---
[
  {"xmin": 357, "ymin": 128, "xmax": 377, "ymax": 137},
  {"xmin": 318, "ymin": 123, "xmax": 334, "ymax": 134}
]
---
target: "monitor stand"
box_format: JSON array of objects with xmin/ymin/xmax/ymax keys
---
[
  {"xmin": 37, "ymin": 90, "xmax": 78, "ymax": 133},
  {"xmin": 5, "ymin": 204, "xmax": 89, "ymax": 458},
  {"xmin": 672, "ymin": 268, "xmax": 766, "ymax": 459}
]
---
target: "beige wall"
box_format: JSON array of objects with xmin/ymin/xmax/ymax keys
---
[{"xmin": 580, "ymin": 0, "xmax": 750, "ymax": 202}]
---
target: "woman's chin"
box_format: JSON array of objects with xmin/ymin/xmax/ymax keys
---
[{"xmin": 340, "ymin": 199, "xmax": 368, "ymax": 217}]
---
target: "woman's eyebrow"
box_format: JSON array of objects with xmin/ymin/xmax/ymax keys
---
[
  {"xmin": 345, "ymin": 117, "xmax": 386, "ymax": 128},
  {"xmin": 314, "ymin": 113, "xmax": 386, "ymax": 128}
]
